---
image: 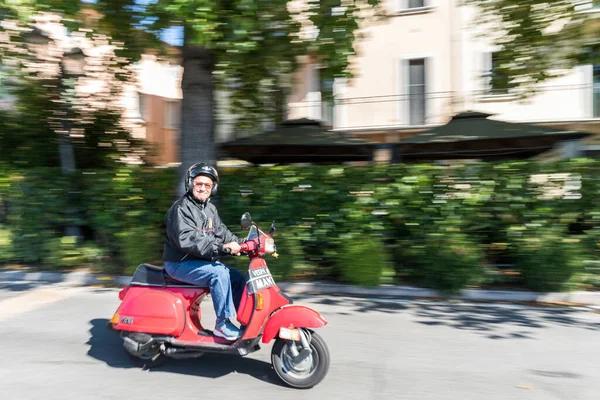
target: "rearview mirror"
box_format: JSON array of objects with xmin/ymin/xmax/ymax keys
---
[{"xmin": 241, "ymin": 212, "xmax": 253, "ymax": 230}]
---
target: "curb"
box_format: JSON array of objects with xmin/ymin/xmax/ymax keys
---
[
  {"xmin": 1, "ymin": 270, "xmax": 600, "ymax": 306},
  {"xmin": 0, "ymin": 270, "xmax": 132, "ymax": 287},
  {"xmin": 277, "ymin": 282, "xmax": 600, "ymax": 306}
]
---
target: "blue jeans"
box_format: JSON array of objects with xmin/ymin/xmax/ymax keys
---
[{"xmin": 164, "ymin": 260, "xmax": 246, "ymax": 320}]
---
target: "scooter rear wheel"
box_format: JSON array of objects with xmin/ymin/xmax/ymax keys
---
[{"xmin": 271, "ymin": 330, "xmax": 330, "ymax": 389}]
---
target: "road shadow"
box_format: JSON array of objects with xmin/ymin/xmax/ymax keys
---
[
  {"xmin": 309, "ymin": 296, "xmax": 600, "ymax": 340},
  {"xmin": 412, "ymin": 303, "xmax": 600, "ymax": 340},
  {"xmin": 0, "ymin": 281, "xmax": 43, "ymax": 292},
  {"xmin": 86, "ymin": 318, "xmax": 286, "ymax": 387},
  {"xmin": 315, "ymin": 297, "xmax": 409, "ymax": 314}
]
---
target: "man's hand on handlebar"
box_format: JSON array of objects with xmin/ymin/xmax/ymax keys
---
[{"xmin": 223, "ymin": 241, "xmax": 242, "ymax": 256}]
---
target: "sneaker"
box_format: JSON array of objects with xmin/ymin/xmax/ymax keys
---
[{"xmin": 214, "ymin": 319, "xmax": 242, "ymax": 341}]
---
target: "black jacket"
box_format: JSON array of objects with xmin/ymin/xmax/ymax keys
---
[{"xmin": 162, "ymin": 194, "xmax": 242, "ymax": 262}]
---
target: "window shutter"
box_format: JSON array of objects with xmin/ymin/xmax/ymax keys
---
[
  {"xmin": 399, "ymin": 58, "xmax": 408, "ymax": 125},
  {"xmin": 482, "ymin": 52, "xmax": 492, "ymax": 93},
  {"xmin": 408, "ymin": 58, "xmax": 426, "ymax": 125}
]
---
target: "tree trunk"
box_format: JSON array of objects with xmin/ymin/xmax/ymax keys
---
[{"xmin": 177, "ymin": 45, "xmax": 216, "ymax": 196}]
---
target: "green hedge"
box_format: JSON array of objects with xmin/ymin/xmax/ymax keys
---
[{"xmin": 1, "ymin": 159, "xmax": 600, "ymax": 293}]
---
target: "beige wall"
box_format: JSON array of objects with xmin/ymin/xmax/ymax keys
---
[
  {"xmin": 131, "ymin": 0, "xmax": 600, "ymax": 162},
  {"xmin": 120, "ymin": 54, "xmax": 183, "ymax": 165},
  {"xmin": 138, "ymin": 94, "xmax": 178, "ymax": 165},
  {"xmin": 457, "ymin": 6, "xmax": 596, "ymax": 123},
  {"xmin": 23, "ymin": 7, "xmax": 600, "ymax": 165},
  {"xmin": 287, "ymin": 0, "xmax": 600, "ymax": 143},
  {"xmin": 122, "ymin": 55, "xmax": 239, "ymax": 165},
  {"xmin": 288, "ymin": 0, "xmax": 458, "ymax": 130}
]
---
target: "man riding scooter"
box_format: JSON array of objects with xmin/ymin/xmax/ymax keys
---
[
  {"xmin": 111, "ymin": 171, "xmax": 331, "ymax": 387},
  {"xmin": 162, "ymin": 162, "xmax": 245, "ymax": 341}
]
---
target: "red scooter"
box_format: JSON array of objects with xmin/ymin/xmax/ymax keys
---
[{"xmin": 109, "ymin": 212, "xmax": 330, "ymax": 389}]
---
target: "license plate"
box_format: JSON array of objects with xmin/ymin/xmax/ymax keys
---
[
  {"xmin": 247, "ymin": 267, "xmax": 276, "ymax": 294},
  {"xmin": 279, "ymin": 327, "xmax": 300, "ymax": 341}
]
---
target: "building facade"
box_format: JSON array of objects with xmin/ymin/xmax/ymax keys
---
[
  {"xmin": 122, "ymin": 54, "xmax": 183, "ymax": 166},
  {"xmin": 286, "ymin": 0, "xmax": 600, "ymax": 155},
  {"xmin": 8, "ymin": 4, "xmax": 598, "ymax": 166}
]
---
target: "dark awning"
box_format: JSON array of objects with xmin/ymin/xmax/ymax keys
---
[
  {"xmin": 220, "ymin": 119, "xmax": 375, "ymax": 164},
  {"xmin": 395, "ymin": 111, "xmax": 592, "ymax": 161}
]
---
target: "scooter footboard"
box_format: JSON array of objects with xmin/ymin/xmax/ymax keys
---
[{"xmin": 261, "ymin": 305, "xmax": 327, "ymax": 344}]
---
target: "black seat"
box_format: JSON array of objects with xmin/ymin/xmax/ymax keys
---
[{"xmin": 130, "ymin": 263, "xmax": 203, "ymax": 287}]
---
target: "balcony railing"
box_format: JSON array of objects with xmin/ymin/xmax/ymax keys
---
[{"xmin": 286, "ymin": 83, "xmax": 600, "ymax": 131}]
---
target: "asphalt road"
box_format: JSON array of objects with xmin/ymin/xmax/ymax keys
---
[{"xmin": 0, "ymin": 282, "xmax": 599, "ymax": 400}]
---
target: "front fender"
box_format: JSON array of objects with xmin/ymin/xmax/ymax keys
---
[{"xmin": 262, "ymin": 305, "xmax": 327, "ymax": 344}]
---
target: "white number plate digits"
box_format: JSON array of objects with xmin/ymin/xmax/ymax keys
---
[{"xmin": 248, "ymin": 266, "xmax": 276, "ymax": 294}]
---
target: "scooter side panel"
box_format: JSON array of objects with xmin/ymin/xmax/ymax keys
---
[
  {"xmin": 239, "ymin": 257, "xmax": 291, "ymax": 339},
  {"xmin": 261, "ymin": 305, "xmax": 327, "ymax": 344},
  {"xmin": 113, "ymin": 288, "xmax": 186, "ymax": 336},
  {"xmin": 236, "ymin": 285, "xmax": 253, "ymax": 326}
]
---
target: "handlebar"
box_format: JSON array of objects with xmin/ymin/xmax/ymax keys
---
[{"xmin": 222, "ymin": 243, "xmax": 251, "ymax": 255}]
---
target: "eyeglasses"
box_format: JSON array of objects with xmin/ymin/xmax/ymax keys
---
[{"xmin": 194, "ymin": 182, "xmax": 213, "ymax": 190}]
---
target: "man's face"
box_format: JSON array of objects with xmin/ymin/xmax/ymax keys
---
[{"xmin": 192, "ymin": 175, "xmax": 213, "ymax": 202}]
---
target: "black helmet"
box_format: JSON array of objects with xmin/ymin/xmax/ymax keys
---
[{"xmin": 185, "ymin": 162, "xmax": 219, "ymax": 194}]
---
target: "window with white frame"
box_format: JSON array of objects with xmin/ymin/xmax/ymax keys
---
[
  {"xmin": 306, "ymin": 64, "xmax": 320, "ymax": 121},
  {"xmin": 0, "ymin": 67, "xmax": 10, "ymax": 107},
  {"xmin": 408, "ymin": 58, "xmax": 426, "ymax": 126},
  {"xmin": 482, "ymin": 51, "xmax": 511, "ymax": 95},
  {"xmin": 138, "ymin": 92, "xmax": 148, "ymax": 121},
  {"xmin": 397, "ymin": 0, "xmax": 431, "ymax": 12},
  {"xmin": 574, "ymin": 0, "xmax": 600, "ymax": 12},
  {"xmin": 165, "ymin": 100, "xmax": 181, "ymax": 129},
  {"xmin": 321, "ymin": 77, "xmax": 335, "ymax": 127},
  {"xmin": 593, "ymin": 64, "xmax": 600, "ymax": 118},
  {"xmin": 0, "ymin": 65, "xmax": 19, "ymax": 110},
  {"xmin": 306, "ymin": 64, "xmax": 335, "ymax": 126}
]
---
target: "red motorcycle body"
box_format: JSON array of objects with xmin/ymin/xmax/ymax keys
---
[
  {"xmin": 109, "ymin": 216, "xmax": 330, "ymax": 388},
  {"xmin": 110, "ymin": 226, "xmax": 327, "ymax": 349}
]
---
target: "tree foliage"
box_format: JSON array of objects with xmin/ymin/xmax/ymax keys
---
[
  {"xmin": 464, "ymin": 0, "xmax": 598, "ymax": 93},
  {"xmin": 82, "ymin": 0, "xmax": 387, "ymax": 195},
  {"xmin": 2, "ymin": 1, "xmax": 386, "ymax": 195},
  {"xmin": 3, "ymin": 159, "xmax": 599, "ymax": 291},
  {"xmin": 0, "ymin": 16, "xmax": 146, "ymax": 168},
  {"xmin": 86, "ymin": 0, "xmax": 386, "ymax": 126}
]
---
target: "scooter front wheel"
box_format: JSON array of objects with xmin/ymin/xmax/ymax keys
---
[{"xmin": 271, "ymin": 329, "xmax": 330, "ymax": 389}]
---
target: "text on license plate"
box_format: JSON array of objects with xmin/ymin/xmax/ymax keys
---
[{"xmin": 247, "ymin": 266, "xmax": 276, "ymax": 294}]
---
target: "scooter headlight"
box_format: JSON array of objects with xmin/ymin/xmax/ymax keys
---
[{"xmin": 265, "ymin": 238, "xmax": 275, "ymax": 253}]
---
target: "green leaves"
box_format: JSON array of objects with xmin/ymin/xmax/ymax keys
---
[
  {"xmin": 94, "ymin": 0, "xmax": 383, "ymax": 131},
  {"xmin": 464, "ymin": 0, "xmax": 588, "ymax": 94},
  {"xmin": 3, "ymin": 0, "xmax": 385, "ymax": 145},
  {"xmin": 4, "ymin": 158, "xmax": 599, "ymax": 291}
]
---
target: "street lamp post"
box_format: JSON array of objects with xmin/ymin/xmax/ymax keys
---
[
  {"xmin": 23, "ymin": 26, "xmax": 85, "ymax": 239},
  {"xmin": 57, "ymin": 46, "xmax": 86, "ymax": 174}
]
